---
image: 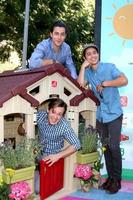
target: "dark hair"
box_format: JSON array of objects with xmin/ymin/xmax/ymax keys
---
[
  {"xmin": 50, "ymin": 20, "xmax": 68, "ymax": 34},
  {"xmin": 48, "ymin": 98, "xmax": 67, "ymax": 115},
  {"xmin": 83, "ymin": 44, "xmax": 99, "ymax": 57}
]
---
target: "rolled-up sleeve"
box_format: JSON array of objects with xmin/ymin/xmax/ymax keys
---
[
  {"xmin": 63, "ymin": 121, "xmax": 81, "ymax": 150},
  {"xmin": 111, "ymin": 63, "xmax": 123, "ymax": 79},
  {"xmin": 29, "ymin": 42, "xmax": 46, "ymax": 69},
  {"xmin": 65, "ymin": 47, "xmax": 77, "ymax": 79}
]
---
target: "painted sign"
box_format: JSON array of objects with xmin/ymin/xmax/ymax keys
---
[{"xmin": 100, "ymin": 0, "xmax": 133, "ymax": 175}]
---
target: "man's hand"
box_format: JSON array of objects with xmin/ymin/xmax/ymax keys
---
[
  {"xmin": 43, "ymin": 154, "xmax": 60, "ymax": 166},
  {"xmin": 96, "ymin": 84, "xmax": 104, "ymax": 93},
  {"xmin": 42, "ymin": 59, "xmax": 55, "ymax": 66},
  {"xmin": 81, "ymin": 60, "xmax": 90, "ymax": 70},
  {"xmin": 77, "ymin": 59, "xmax": 90, "ymax": 87}
]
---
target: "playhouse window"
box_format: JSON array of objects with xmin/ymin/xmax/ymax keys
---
[
  {"xmin": 5, "ymin": 115, "xmax": 14, "ymax": 121},
  {"xmin": 64, "ymin": 87, "xmax": 71, "ymax": 96},
  {"xmin": 29, "ymin": 86, "xmax": 40, "ymax": 95},
  {"xmin": 4, "ymin": 137, "xmax": 16, "ymax": 148}
]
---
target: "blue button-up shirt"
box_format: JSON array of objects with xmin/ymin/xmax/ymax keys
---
[
  {"xmin": 29, "ymin": 38, "xmax": 77, "ymax": 79},
  {"xmin": 85, "ymin": 62, "xmax": 123, "ymax": 123},
  {"xmin": 37, "ymin": 111, "xmax": 81, "ymax": 155}
]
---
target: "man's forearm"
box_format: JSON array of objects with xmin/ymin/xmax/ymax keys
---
[{"xmin": 57, "ymin": 145, "xmax": 77, "ymax": 159}]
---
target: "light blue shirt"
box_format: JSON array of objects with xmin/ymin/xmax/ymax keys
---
[
  {"xmin": 29, "ymin": 38, "xmax": 77, "ymax": 79},
  {"xmin": 37, "ymin": 111, "xmax": 81, "ymax": 155},
  {"xmin": 85, "ymin": 62, "xmax": 123, "ymax": 123}
]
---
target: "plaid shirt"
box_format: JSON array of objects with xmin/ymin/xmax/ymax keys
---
[{"xmin": 37, "ymin": 111, "xmax": 80, "ymax": 155}]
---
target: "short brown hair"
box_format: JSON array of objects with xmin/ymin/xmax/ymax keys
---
[{"xmin": 48, "ymin": 98, "xmax": 67, "ymax": 115}]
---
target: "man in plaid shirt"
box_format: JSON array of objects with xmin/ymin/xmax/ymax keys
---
[{"xmin": 35, "ymin": 98, "xmax": 80, "ymax": 193}]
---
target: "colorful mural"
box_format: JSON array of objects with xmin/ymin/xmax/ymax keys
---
[{"xmin": 100, "ymin": 0, "xmax": 133, "ymax": 174}]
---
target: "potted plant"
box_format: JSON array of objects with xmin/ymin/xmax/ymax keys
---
[
  {"xmin": 0, "ymin": 174, "xmax": 10, "ymax": 200},
  {"xmin": 0, "ymin": 137, "xmax": 42, "ymax": 184},
  {"xmin": 74, "ymin": 163, "xmax": 93, "ymax": 192},
  {"xmin": 76, "ymin": 124, "xmax": 108, "ymax": 190},
  {"xmin": 77, "ymin": 125, "xmax": 99, "ymax": 164},
  {"xmin": 0, "ymin": 173, "xmax": 34, "ymax": 200},
  {"xmin": 9, "ymin": 181, "xmax": 34, "ymax": 200},
  {"xmin": 74, "ymin": 146, "xmax": 106, "ymax": 191}
]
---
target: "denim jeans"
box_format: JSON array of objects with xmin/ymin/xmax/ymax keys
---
[
  {"xmin": 34, "ymin": 170, "xmax": 40, "ymax": 194},
  {"xmin": 96, "ymin": 115, "xmax": 123, "ymax": 180},
  {"xmin": 34, "ymin": 154, "xmax": 46, "ymax": 194}
]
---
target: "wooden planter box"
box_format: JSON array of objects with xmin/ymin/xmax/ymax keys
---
[
  {"xmin": 2, "ymin": 166, "xmax": 35, "ymax": 184},
  {"xmin": 76, "ymin": 151, "xmax": 99, "ymax": 164},
  {"xmin": 2, "ymin": 166, "xmax": 35, "ymax": 193}
]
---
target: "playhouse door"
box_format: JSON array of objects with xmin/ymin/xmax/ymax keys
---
[{"xmin": 40, "ymin": 158, "xmax": 64, "ymax": 200}]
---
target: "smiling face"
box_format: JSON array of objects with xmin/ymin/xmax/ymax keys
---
[
  {"xmin": 84, "ymin": 47, "xmax": 99, "ymax": 68},
  {"xmin": 50, "ymin": 27, "xmax": 66, "ymax": 49},
  {"xmin": 48, "ymin": 106, "xmax": 65, "ymax": 125}
]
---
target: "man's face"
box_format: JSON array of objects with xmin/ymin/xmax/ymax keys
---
[
  {"xmin": 50, "ymin": 27, "xmax": 66, "ymax": 47},
  {"xmin": 85, "ymin": 47, "xmax": 99, "ymax": 66},
  {"xmin": 48, "ymin": 106, "xmax": 65, "ymax": 125}
]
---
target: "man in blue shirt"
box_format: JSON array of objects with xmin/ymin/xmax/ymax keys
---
[
  {"xmin": 78, "ymin": 44, "xmax": 128, "ymax": 194},
  {"xmin": 29, "ymin": 20, "xmax": 77, "ymax": 79}
]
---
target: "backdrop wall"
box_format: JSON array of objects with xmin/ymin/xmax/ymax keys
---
[{"xmin": 99, "ymin": 0, "xmax": 133, "ymax": 178}]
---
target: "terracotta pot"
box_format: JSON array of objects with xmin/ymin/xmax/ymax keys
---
[
  {"xmin": 92, "ymin": 170, "xmax": 101, "ymax": 189},
  {"xmin": 93, "ymin": 175, "xmax": 101, "ymax": 189},
  {"xmin": 80, "ymin": 181, "xmax": 92, "ymax": 192}
]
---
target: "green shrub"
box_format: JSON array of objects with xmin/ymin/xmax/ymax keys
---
[
  {"xmin": 0, "ymin": 137, "xmax": 42, "ymax": 169},
  {"xmin": 79, "ymin": 125, "xmax": 99, "ymax": 154}
]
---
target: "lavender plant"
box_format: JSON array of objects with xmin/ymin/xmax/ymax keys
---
[{"xmin": 80, "ymin": 125, "xmax": 99, "ymax": 154}]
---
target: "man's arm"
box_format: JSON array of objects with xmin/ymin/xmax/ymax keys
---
[
  {"xmin": 44, "ymin": 121, "xmax": 81, "ymax": 166},
  {"xmin": 43, "ymin": 145, "xmax": 77, "ymax": 166},
  {"xmin": 29, "ymin": 41, "xmax": 55, "ymax": 69},
  {"xmin": 102, "ymin": 74, "xmax": 128, "ymax": 87},
  {"xmin": 65, "ymin": 48, "xmax": 77, "ymax": 79},
  {"xmin": 77, "ymin": 60, "xmax": 89, "ymax": 87}
]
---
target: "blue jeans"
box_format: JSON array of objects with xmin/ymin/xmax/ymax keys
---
[
  {"xmin": 34, "ymin": 154, "xmax": 47, "ymax": 194},
  {"xmin": 96, "ymin": 115, "xmax": 123, "ymax": 180},
  {"xmin": 34, "ymin": 170, "xmax": 40, "ymax": 194}
]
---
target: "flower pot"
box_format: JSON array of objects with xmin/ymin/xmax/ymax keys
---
[
  {"xmin": 2, "ymin": 166, "xmax": 35, "ymax": 184},
  {"xmin": 92, "ymin": 170, "xmax": 101, "ymax": 189},
  {"xmin": 93, "ymin": 181, "xmax": 100, "ymax": 189},
  {"xmin": 80, "ymin": 180, "xmax": 92, "ymax": 192},
  {"xmin": 76, "ymin": 151, "xmax": 99, "ymax": 164}
]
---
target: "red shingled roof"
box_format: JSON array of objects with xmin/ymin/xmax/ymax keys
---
[{"xmin": 0, "ymin": 63, "xmax": 99, "ymax": 107}]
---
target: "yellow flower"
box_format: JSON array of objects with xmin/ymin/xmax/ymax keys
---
[
  {"xmin": 0, "ymin": 175, "xmax": 3, "ymax": 186},
  {"xmin": 94, "ymin": 161, "xmax": 98, "ymax": 166},
  {"xmin": 102, "ymin": 147, "xmax": 106, "ymax": 152},
  {"xmin": 5, "ymin": 168, "xmax": 15, "ymax": 178}
]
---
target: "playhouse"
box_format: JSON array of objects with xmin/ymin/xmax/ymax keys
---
[{"xmin": 0, "ymin": 63, "xmax": 99, "ymax": 199}]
